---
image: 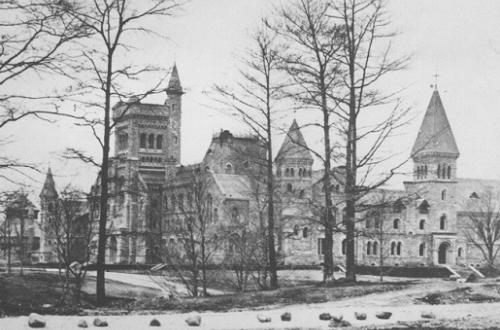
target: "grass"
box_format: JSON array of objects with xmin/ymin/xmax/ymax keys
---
[
  {"xmin": 133, "ymin": 280, "xmax": 412, "ymax": 313},
  {"xmin": 417, "ymin": 284, "xmax": 500, "ymax": 305}
]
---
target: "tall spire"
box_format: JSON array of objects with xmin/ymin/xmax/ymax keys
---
[
  {"xmin": 166, "ymin": 63, "xmax": 183, "ymax": 95},
  {"xmin": 40, "ymin": 168, "xmax": 58, "ymax": 199},
  {"xmin": 276, "ymin": 119, "xmax": 313, "ymax": 162},
  {"xmin": 411, "ymin": 90, "xmax": 459, "ymax": 159}
]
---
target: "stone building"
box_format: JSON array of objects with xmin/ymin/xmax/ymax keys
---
[{"xmin": 38, "ymin": 62, "xmax": 500, "ymax": 268}]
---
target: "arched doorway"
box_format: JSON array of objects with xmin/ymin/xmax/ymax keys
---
[{"xmin": 438, "ymin": 242, "xmax": 449, "ymax": 264}]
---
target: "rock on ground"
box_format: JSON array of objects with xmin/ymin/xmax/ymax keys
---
[
  {"xmin": 93, "ymin": 318, "xmax": 108, "ymax": 327},
  {"xmin": 185, "ymin": 313, "xmax": 201, "ymax": 326},
  {"xmin": 149, "ymin": 318, "xmax": 161, "ymax": 326},
  {"xmin": 319, "ymin": 312, "xmax": 332, "ymax": 320},
  {"xmin": 376, "ymin": 311, "xmax": 392, "ymax": 320},
  {"xmin": 257, "ymin": 314, "xmax": 271, "ymax": 323},
  {"xmin": 28, "ymin": 313, "xmax": 46, "ymax": 328},
  {"xmin": 77, "ymin": 319, "xmax": 88, "ymax": 328},
  {"xmin": 281, "ymin": 312, "xmax": 291, "ymax": 321},
  {"xmin": 355, "ymin": 312, "xmax": 367, "ymax": 320},
  {"xmin": 421, "ymin": 311, "xmax": 436, "ymax": 319}
]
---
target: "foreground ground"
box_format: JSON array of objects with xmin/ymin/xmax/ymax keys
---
[{"xmin": 2, "ymin": 269, "xmax": 500, "ymax": 329}]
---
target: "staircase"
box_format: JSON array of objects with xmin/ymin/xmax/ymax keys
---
[{"xmin": 444, "ymin": 264, "xmax": 485, "ymax": 280}]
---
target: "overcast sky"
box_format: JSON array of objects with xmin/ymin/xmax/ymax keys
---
[{"xmin": 3, "ymin": 0, "xmax": 500, "ymax": 197}]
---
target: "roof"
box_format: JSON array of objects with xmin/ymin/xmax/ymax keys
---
[
  {"xmin": 455, "ymin": 178, "xmax": 500, "ymax": 211},
  {"xmin": 276, "ymin": 119, "xmax": 313, "ymax": 162},
  {"xmin": 166, "ymin": 64, "xmax": 183, "ymax": 94},
  {"xmin": 40, "ymin": 168, "xmax": 58, "ymax": 199},
  {"xmin": 113, "ymin": 102, "xmax": 169, "ymax": 119},
  {"xmin": 212, "ymin": 174, "xmax": 252, "ymax": 200},
  {"xmin": 411, "ymin": 90, "xmax": 459, "ymax": 158}
]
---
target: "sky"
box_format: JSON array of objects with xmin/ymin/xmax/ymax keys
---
[{"xmin": 3, "ymin": 0, "xmax": 500, "ymax": 199}]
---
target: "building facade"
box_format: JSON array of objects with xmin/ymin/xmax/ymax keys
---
[{"xmin": 38, "ymin": 65, "xmax": 500, "ymax": 267}]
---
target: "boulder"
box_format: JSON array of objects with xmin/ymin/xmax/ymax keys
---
[
  {"xmin": 28, "ymin": 313, "xmax": 46, "ymax": 328},
  {"xmin": 375, "ymin": 311, "xmax": 392, "ymax": 320},
  {"xmin": 319, "ymin": 312, "xmax": 332, "ymax": 320},
  {"xmin": 330, "ymin": 319, "xmax": 351, "ymax": 327},
  {"xmin": 77, "ymin": 319, "xmax": 88, "ymax": 328},
  {"xmin": 421, "ymin": 312, "xmax": 436, "ymax": 319},
  {"xmin": 457, "ymin": 278, "xmax": 466, "ymax": 283},
  {"xmin": 281, "ymin": 312, "xmax": 291, "ymax": 321},
  {"xmin": 185, "ymin": 314, "xmax": 201, "ymax": 327},
  {"xmin": 150, "ymin": 318, "xmax": 161, "ymax": 327},
  {"xmin": 466, "ymin": 273, "xmax": 478, "ymax": 283},
  {"xmin": 449, "ymin": 274, "xmax": 460, "ymax": 281},
  {"xmin": 93, "ymin": 318, "xmax": 108, "ymax": 327},
  {"xmin": 355, "ymin": 312, "xmax": 367, "ymax": 320},
  {"xmin": 257, "ymin": 314, "xmax": 271, "ymax": 323}
]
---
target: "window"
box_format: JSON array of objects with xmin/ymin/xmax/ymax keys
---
[
  {"xmin": 470, "ymin": 192, "xmax": 479, "ymax": 199},
  {"xmin": 419, "ymin": 243, "xmax": 425, "ymax": 256},
  {"xmin": 342, "ymin": 239, "xmax": 346, "ymax": 255},
  {"xmin": 285, "ymin": 168, "xmax": 290, "ymax": 177},
  {"xmin": 287, "ymin": 183, "xmax": 293, "ymax": 193},
  {"xmin": 213, "ymin": 208, "xmax": 219, "ymax": 221},
  {"xmin": 441, "ymin": 164, "xmax": 446, "ymax": 179},
  {"xmin": 302, "ymin": 227, "xmax": 309, "ymax": 238},
  {"xmin": 419, "ymin": 219, "xmax": 425, "ymax": 230},
  {"xmin": 118, "ymin": 133, "xmax": 128, "ymax": 150},
  {"xmin": 32, "ymin": 237, "xmax": 40, "ymax": 250},
  {"xmin": 366, "ymin": 218, "xmax": 372, "ymax": 229},
  {"xmin": 437, "ymin": 164, "xmax": 441, "ymax": 178},
  {"xmin": 393, "ymin": 218, "xmax": 400, "ymax": 229},
  {"xmin": 187, "ymin": 193, "xmax": 193, "ymax": 209},
  {"xmin": 458, "ymin": 247, "xmax": 463, "ymax": 257},
  {"xmin": 156, "ymin": 135, "xmax": 163, "ymax": 149},
  {"xmin": 171, "ymin": 195, "xmax": 176, "ymax": 211},
  {"xmin": 140, "ymin": 133, "xmax": 147, "ymax": 148},
  {"xmin": 317, "ymin": 238, "xmax": 325, "ymax": 255},
  {"xmin": 391, "ymin": 241, "xmax": 396, "ymax": 255},
  {"xmin": 276, "ymin": 168, "xmax": 281, "ymax": 177},
  {"xmin": 373, "ymin": 241, "xmax": 378, "ymax": 255},
  {"xmin": 290, "ymin": 168, "xmax": 295, "ymax": 177},
  {"xmin": 148, "ymin": 134, "xmax": 155, "ymax": 149},
  {"xmin": 397, "ymin": 242, "xmax": 402, "ymax": 255},
  {"xmin": 231, "ymin": 207, "xmax": 240, "ymax": 224},
  {"xmin": 298, "ymin": 168, "xmax": 303, "ymax": 177},
  {"xmin": 440, "ymin": 214, "xmax": 446, "ymax": 230},
  {"xmin": 225, "ymin": 163, "xmax": 232, "ymax": 173},
  {"xmin": 178, "ymin": 194, "xmax": 184, "ymax": 210},
  {"xmin": 418, "ymin": 200, "xmax": 430, "ymax": 214},
  {"xmin": 367, "ymin": 241, "xmax": 372, "ymax": 255},
  {"xmin": 299, "ymin": 189, "xmax": 305, "ymax": 198},
  {"xmin": 293, "ymin": 225, "xmax": 299, "ymax": 235},
  {"xmin": 447, "ymin": 166, "xmax": 451, "ymax": 179},
  {"xmin": 441, "ymin": 189, "xmax": 447, "ymax": 201},
  {"xmin": 164, "ymin": 195, "xmax": 169, "ymax": 211}
]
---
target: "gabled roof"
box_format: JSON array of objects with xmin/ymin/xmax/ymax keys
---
[
  {"xmin": 411, "ymin": 90, "xmax": 459, "ymax": 158},
  {"xmin": 212, "ymin": 173, "xmax": 252, "ymax": 200},
  {"xmin": 276, "ymin": 119, "xmax": 313, "ymax": 162},
  {"xmin": 113, "ymin": 102, "xmax": 169, "ymax": 119},
  {"xmin": 40, "ymin": 168, "xmax": 58, "ymax": 199},
  {"xmin": 166, "ymin": 64, "xmax": 183, "ymax": 94}
]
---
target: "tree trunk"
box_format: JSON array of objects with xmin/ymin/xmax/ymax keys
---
[
  {"xmin": 266, "ymin": 103, "xmax": 278, "ymax": 289},
  {"xmin": 96, "ymin": 54, "xmax": 113, "ymax": 305}
]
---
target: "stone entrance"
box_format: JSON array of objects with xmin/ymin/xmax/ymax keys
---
[{"xmin": 438, "ymin": 242, "xmax": 449, "ymax": 264}]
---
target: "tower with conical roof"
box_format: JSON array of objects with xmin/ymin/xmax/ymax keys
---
[
  {"xmin": 411, "ymin": 90, "xmax": 459, "ymax": 181},
  {"xmin": 165, "ymin": 63, "xmax": 183, "ymax": 164},
  {"xmin": 276, "ymin": 120, "xmax": 314, "ymax": 199},
  {"xmin": 39, "ymin": 168, "xmax": 58, "ymax": 262}
]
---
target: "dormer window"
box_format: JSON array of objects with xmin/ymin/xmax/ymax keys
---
[
  {"xmin": 418, "ymin": 200, "xmax": 430, "ymax": 214},
  {"xmin": 469, "ymin": 192, "xmax": 479, "ymax": 199}
]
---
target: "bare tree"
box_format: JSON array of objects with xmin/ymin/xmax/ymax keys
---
[
  {"xmin": 163, "ymin": 167, "xmax": 222, "ymax": 297},
  {"xmin": 269, "ymin": 0, "xmax": 345, "ymax": 281},
  {"xmin": 463, "ymin": 190, "xmax": 500, "ymax": 267},
  {"xmin": 0, "ymin": 0, "xmax": 87, "ymax": 183},
  {"xmin": 331, "ymin": 0, "xmax": 410, "ymax": 281},
  {"xmin": 213, "ymin": 23, "xmax": 283, "ymax": 289},
  {"xmin": 43, "ymin": 186, "xmax": 98, "ymax": 303},
  {"xmin": 60, "ymin": 0, "xmax": 183, "ymax": 304}
]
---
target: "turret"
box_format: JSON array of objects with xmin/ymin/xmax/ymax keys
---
[
  {"xmin": 165, "ymin": 63, "xmax": 183, "ymax": 164},
  {"xmin": 411, "ymin": 89, "xmax": 459, "ymax": 181},
  {"xmin": 40, "ymin": 168, "xmax": 58, "ymax": 201}
]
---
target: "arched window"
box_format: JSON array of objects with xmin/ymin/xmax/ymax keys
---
[
  {"xmin": 440, "ymin": 214, "xmax": 446, "ymax": 230},
  {"xmin": 342, "ymin": 239, "xmax": 346, "ymax": 255},
  {"xmin": 285, "ymin": 168, "xmax": 290, "ymax": 177},
  {"xmin": 290, "ymin": 168, "xmax": 295, "ymax": 177},
  {"xmin": 299, "ymin": 189, "xmax": 305, "ymax": 198},
  {"xmin": 390, "ymin": 242, "xmax": 396, "ymax": 255},
  {"xmin": 178, "ymin": 194, "xmax": 184, "ymax": 210},
  {"xmin": 287, "ymin": 183, "xmax": 293, "ymax": 192},
  {"xmin": 156, "ymin": 135, "xmax": 163, "ymax": 149},
  {"xmin": 437, "ymin": 164, "xmax": 441, "ymax": 178},
  {"xmin": 366, "ymin": 218, "xmax": 372, "ymax": 229},
  {"xmin": 231, "ymin": 207, "xmax": 240, "ymax": 223},
  {"xmin": 293, "ymin": 225, "xmax": 299, "ymax": 235},
  {"xmin": 424, "ymin": 165, "xmax": 428, "ymax": 178},
  {"xmin": 140, "ymin": 133, "xmax": 147, "ymax": 148},
  {"xmin": 447, "ymin": 166, "xmax": 451, "ymax": 179},
  {"xmin": 458, "ymin": 247, "xmax": 463, "ymax": 257},
  {"xmin": 417, "ymin": 166, "xmax": 421, "ymax": 179},
  {"xmin": 393, "ymin": 218, "xmax": 400, "ymax": 229},
  {"xmin": 419, "ymin": 243, "xmax": 425, "ymax": 256},
  {"xmin": 225, "ymin": 163, "xmax": 232, "ymax": 173},
  {"xmin": 367, "ymin": 241, "xmax": 372, "ymax": 255},
  {"xmin": 397, "ymin": 242, "xmax": 402, "ymax": 255},
  {"xmin": 373, "ymin": 241, "xmax": 378, "ymax": 255},
  {"xmin": 419, "ymin": 219, "xmax": 425, "ymax": 230},
  {"xmin": 298, "ymin": 168, "xmax": 303, "ymax": 177},
  {"xmin": 441, "ymin": 164, "xmax": 446, "ymax": 179},
  {"xmin": 171, "ymin": 194, "xmax": 176, "ymax": 211},
  {"xmin": 148, "ymin": 133, "xmax": 155, "ymax": 149},
  {"xmin": 441, "ymin": 189, "xmax": 447, "ymax": 201},
  {"xmin": 302, "ymin": 227, "xmax": 309, "ymax": 238}
]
